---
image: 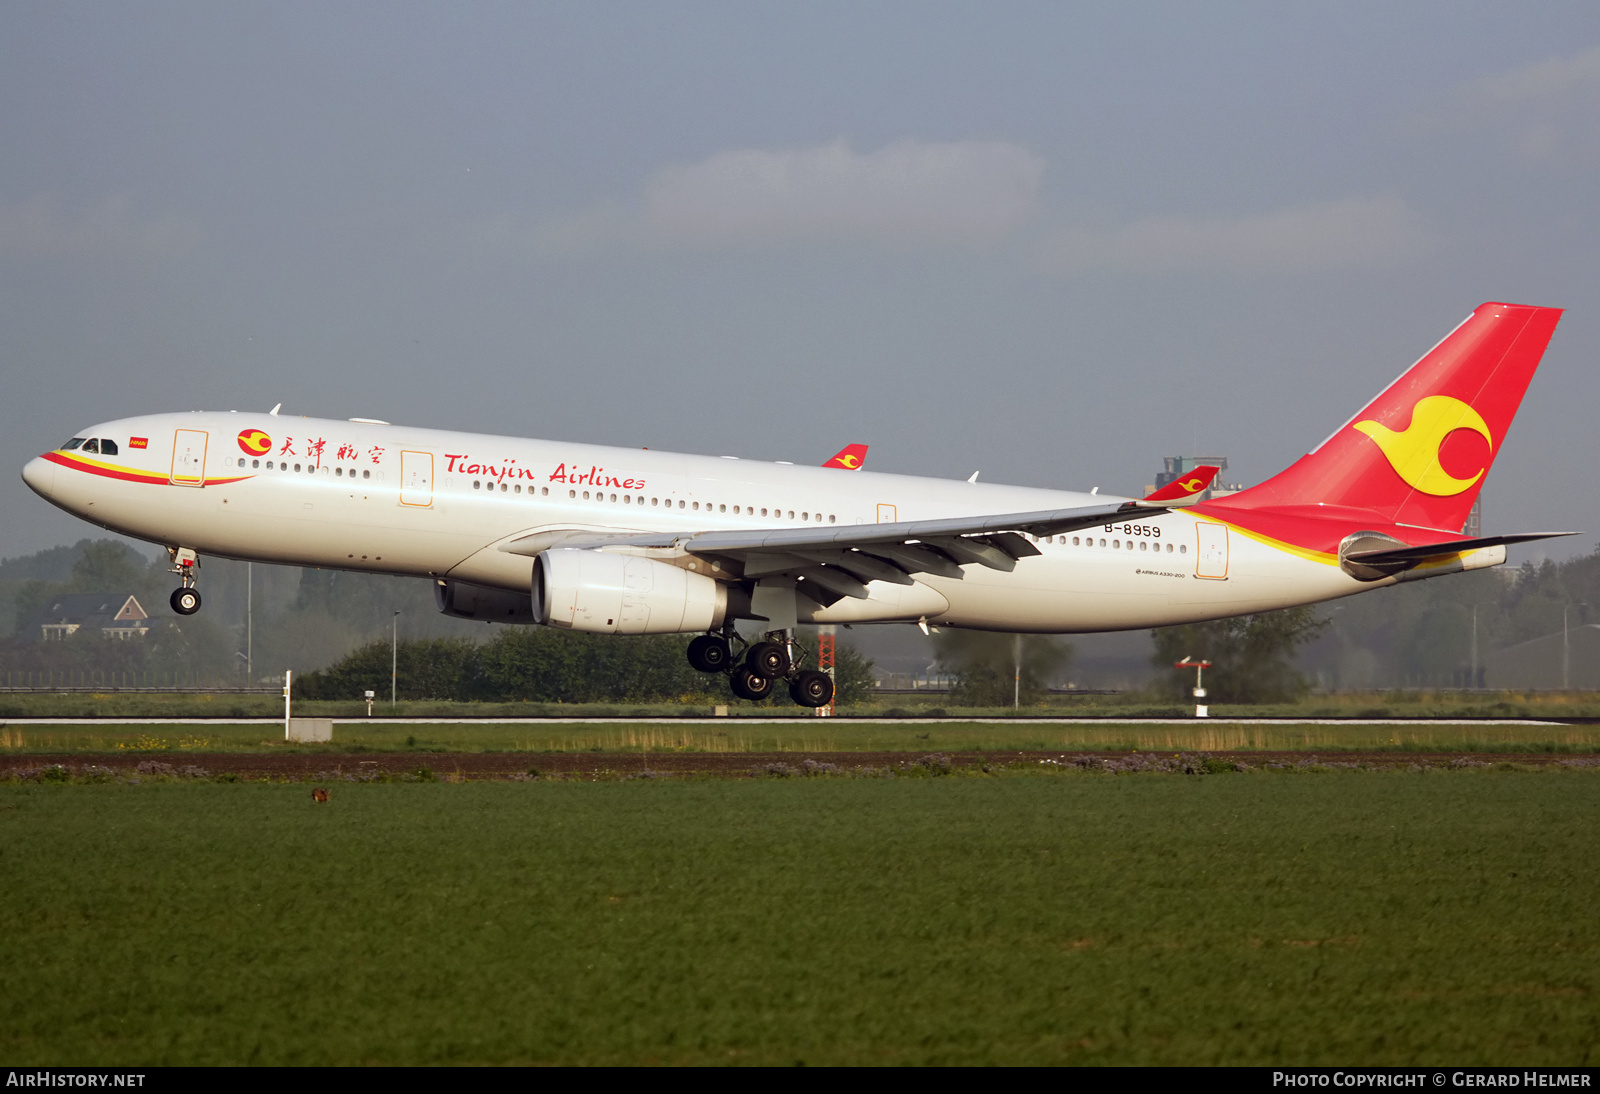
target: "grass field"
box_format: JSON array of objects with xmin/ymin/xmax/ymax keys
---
[
  {"xmin": 1, "ymin": 773, "xmax": 1595, "ymax": 1065},
  {"xmin": 4, "ymin": 719, "xmax": 1600, "ymax": 756}
]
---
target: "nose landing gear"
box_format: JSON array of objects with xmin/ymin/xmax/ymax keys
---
[{"xmin": 168, "ymin": 547, "xmax": 202, "ymax": 616}]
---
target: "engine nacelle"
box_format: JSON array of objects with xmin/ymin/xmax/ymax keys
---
[
  {"xmin": 533, "ymin": 549, "xmax": 728, "ymax": 635},
  {"xmin": 434, "ymin": 578, "xmax": 536, "ymax": 624}
]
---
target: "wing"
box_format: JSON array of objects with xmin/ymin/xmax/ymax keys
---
[{"xmin": 501, "ymin": 498, "xmax": 1172, "ymax": 605}]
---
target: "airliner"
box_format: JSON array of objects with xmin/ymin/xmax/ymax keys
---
[{"xmin": 20, "ymin": 302, "xmax": 1573, "ymax": 706}]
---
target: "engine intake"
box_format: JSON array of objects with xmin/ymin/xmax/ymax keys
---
[{"xmin": 534, "ymin": 549, "xmax": 728, "ymax": 635}]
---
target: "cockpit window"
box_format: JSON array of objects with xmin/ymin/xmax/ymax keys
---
[
  {"xmin": 61, "ymin": 438, "xmax": 85, "ymax": 451},
  {"xmin": 99, "ymin": 439, "xmax": 118, "ymax": 456},
  {"xmin": 82, "ymin": 439, "xmax": 100, "ymax": 454}
]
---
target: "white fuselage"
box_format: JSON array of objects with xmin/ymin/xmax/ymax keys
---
[{"xmin": 23, "ymin": 410, "xmax": 1408, "ymax": 633}]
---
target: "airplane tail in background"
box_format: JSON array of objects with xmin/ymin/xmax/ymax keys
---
[
  {"xmin": 824, "ymin": 443, "xmax": 869, "ymax": 470},
  {"xmin": 1210, "ymin": 302, "xmax": 1564, "ymax": 532}
]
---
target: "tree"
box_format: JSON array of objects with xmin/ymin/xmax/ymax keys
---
[
  {"xmin": 1150, "ymin": 607, "xmax": 1328, "ymax": 703},
  {"xmin": 933, "ymin": 630, "xmax": 1071, "ymax": 706}
]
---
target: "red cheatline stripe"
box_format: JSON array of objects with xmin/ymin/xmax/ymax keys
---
[{"xmin": 42, "ymin": 451, "xmax": 254, "ymax": 487}]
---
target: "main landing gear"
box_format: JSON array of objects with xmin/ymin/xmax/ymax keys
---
[
  {"xmin": 168, "ymin": 547, "xmax": 202, "ymax": 616},
  {"xmin": 686, "ymin": 630, "xmax": 835, "ymax": 708}
]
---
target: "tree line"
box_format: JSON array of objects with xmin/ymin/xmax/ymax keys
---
[{"xmin": 297, "ymin": 628, "xmax": 878, "ymax": 705}]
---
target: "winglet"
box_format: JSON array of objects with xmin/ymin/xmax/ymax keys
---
[
  {"xmin": 823, "ymin": 443, "xmax": 869, "ymax": 470},
  {"xmin": 1138, "ymin": 465, "xmax": 1220, "ymax": 507}
]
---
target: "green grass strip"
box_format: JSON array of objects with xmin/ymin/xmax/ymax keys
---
[{"xmin": 1, "ymin": 774, "xmax": 1595, "ymax": 1065}]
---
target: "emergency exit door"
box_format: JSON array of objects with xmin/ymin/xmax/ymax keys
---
[
  {"xmin": 1195, "ymin": 522, "xmax": 1229, "ymax": 579},
  {"xmin": 400, "ymin": 451, "xmax": 433, "ymax": 507},
  {"xmin": 170, "ymin": 430, "xmax": 208, "ymax": 486}
]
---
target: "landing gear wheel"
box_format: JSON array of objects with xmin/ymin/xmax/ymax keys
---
[
  {"xmin": 789, "ymin": 670, "xmax": 835, "ymax": 708},
  {"xmin": 730, "ymin": 667, "xmax": 776, "ymax": 702},
  {"xmin": 170, "ymin": 588, "xmax": 201, "ymax": 615},
  {"xmin": 686, "ymin": 634, "xmax": 731, "ymax": 673},
  {"xmin": 745, "ymin": 641, "xmax": 791, "ymax": 679}
]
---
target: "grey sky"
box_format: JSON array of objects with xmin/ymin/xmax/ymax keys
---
[{"xmin": 4, "ymin": 1, "xmax": 1599, "ymax": 562}]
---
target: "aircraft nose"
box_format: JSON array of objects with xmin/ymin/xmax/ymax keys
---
[{"xmin": 21, "ymin": 455, "xmax": 56, "ymax": 497}]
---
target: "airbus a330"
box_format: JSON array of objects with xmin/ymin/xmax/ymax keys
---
[{"xmin": 21, "ymin": 302, "xmax": 1572, "ymax": 706}]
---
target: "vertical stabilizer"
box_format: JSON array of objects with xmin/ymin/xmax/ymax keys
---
[{"xmin": 1211, "ymin": 302, "xmax": 1563, "ymax": 531}]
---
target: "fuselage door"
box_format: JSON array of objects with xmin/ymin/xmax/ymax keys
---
[
  {"xmin": 1195, "ymin": 522, "xmax": 1229, "ymax": 579},
  {"xmin": 170, "ymin": 429, "xmax": 208, "ymax": 487},
  {"xmin": 400, "ymin": 451, "xmax": 433, "ymax": 507}
]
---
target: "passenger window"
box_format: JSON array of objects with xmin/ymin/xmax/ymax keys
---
[
  {"xmin": 582, "ymin": 491, "xmax": 590, "ymax": 500},
  {"xmin": 473, "ymin": 481, "xmax": 481, "ymax": 490},
  {"xmin": 719, "ymin": 504, "xmax": 726, "ymax": 513},
  {"xmin": 761, "ymin": 508, "xmax": 768, "ymax": 517},
  {"xmin": 829, "ymin": 515, "xmax": 835, "ymax": 523},
  {"xmin": 83, "ymin": 439, "xmax": 100, "ymax": 454},
  {"xmin": 1099, "ymin": 538, "xmax": 1106, "ymax": 547},
  {"xmin": 253, "ymin": 460, "xmax": 260, "ymax": 469},
  {"xmin": 1072, "ymin": 537, "xmax": 1080, "ymax": 546},
  {"xmin": 693, "ymin": 502, "xmax": 699, "ymax": 510},
  {"xmin": 267, "ymin": 461, "xmax": 274, "ymax": 469},
  {"xmin": 679, "ymin": 500, "xmax": 685, "ymax": 509},
  {"xmin": 514, "ymin": 484, "xmax": 521, "ymax": 494},
  {"xmin": 787, "ymin": 510, "xmax": 794, "ymax": 519},
  {"xmin": 1140, "ymin": 541, "xmax": 1147, "ymax": 551},
  {"xmin": 239, "ymin": 458, "xmax": 247, "ymax": 468},
  {"xmin": 100, "ymin": 440, "xmax": 118, "ymax": 455},
  {"xmin": 1180, "ymin": 544, "xmax": 1187, "ymax": 554},
  {"xmin": 294, "ymin": 463, "xmax": 302, "ymax": 472},
  {"xmin": 541, "ymin": 487, "xmax": 548, "ymax": 495},
  {"xmin": 336, "ymin": 467, "xmax": 343, "ymax": 476}
]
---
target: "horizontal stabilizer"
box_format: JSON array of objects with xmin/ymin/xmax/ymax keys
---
[{"xmin": 1345, "ymin": 531, "xmax": 1579, "ymax": 568}]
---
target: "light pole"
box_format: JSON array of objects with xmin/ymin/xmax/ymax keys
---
[
  {"xmin": 1013, "ymin": 633, "xmax": 1022, "ymax": 709},
  {"xmin": 1562, "ymin": 602, "xmax": 1589, "ymax": 691},
  {"xmin": 1470, "ymin": 602, "xmax": 1492, "ymax": 689},
  {"xmin": 392, "ymin": 611, "xmax": 401, "ymax": 707}
]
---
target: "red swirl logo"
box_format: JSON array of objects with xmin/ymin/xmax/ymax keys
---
[{"xmin": 238, "ymin": 429, "xmax": 272, "ymax": 456}]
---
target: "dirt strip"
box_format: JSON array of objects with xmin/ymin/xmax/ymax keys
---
[{"xmin": 3, "ymin": 750, "xmax": 1597, "ymax": 781}]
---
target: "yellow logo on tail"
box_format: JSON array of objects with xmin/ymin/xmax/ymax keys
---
[{"xmin": 1353, "ymin": 395, "xmax": 1492, "ymax": 496}]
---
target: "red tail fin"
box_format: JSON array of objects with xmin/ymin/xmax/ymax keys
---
[
  {"xmin": 823, "ymin": 443, "xmax": 869, "ymax": 470},
  {"xmin": 1212, "ymin": 302, "xmax": 1563, "ymax": 531}
]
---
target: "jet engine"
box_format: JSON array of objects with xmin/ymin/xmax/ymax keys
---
[
  {"xmin": 434, "ymin": 578, "xmax": 537, "ymax": 624},
  {"xmin": 533, "ymin": 549, "xmax": 728, "ymax": 635}
]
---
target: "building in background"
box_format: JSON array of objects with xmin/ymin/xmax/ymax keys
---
[{"xmin": 32, "ymin": 594, "xmax": 151, "ymax": 641}]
